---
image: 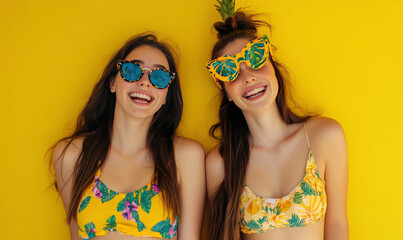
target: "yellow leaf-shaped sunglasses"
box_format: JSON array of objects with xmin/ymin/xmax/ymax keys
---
[{"xmin": 206, "ymin": 35, "xmax": 274, "ymax": 89}]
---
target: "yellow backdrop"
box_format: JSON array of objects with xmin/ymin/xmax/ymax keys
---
[{"xmin": 0, "ymin": 0, "xmax": 402, "ymax": 239}]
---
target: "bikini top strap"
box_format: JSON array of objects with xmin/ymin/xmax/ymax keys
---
[
  {"xmin": 303, "ymin": 122, "xmax": 311, "ymax": 151},
  {"xmin": 95, "ymin": 167, "xmax": 102, "ymax": 178}
]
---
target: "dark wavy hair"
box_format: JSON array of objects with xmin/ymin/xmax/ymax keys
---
[
  {"xmin": 208, "ymin": 12, "xmax": 311, "ymax": 240},
  {"xmin": 51, "ymin": 33, "xmax": 182, "ymax": 223}
]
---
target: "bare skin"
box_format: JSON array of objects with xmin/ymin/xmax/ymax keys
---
[
  {"xmin": 54, "ymin": 45, "xmax": 205, "ymax": 240},
  {"xmin": 206, "ymin": 38, "xmax": 348, "ymax": 240}
]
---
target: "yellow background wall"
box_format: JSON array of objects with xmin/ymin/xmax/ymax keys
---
[{"xmin": 1, "ymin": 0, "xmax": 402, "ymax": 239}]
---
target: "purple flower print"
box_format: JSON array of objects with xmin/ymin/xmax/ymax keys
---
[
  {"xmin": 152, "ymin": 183, "xmax": 160, "ymax": 193},
  {"xmin": 122, "ymin": 200, "xmax": 138, "ymax": 221},
  {"xmin": 169, "ymin": 218, "xmax": 177, "ymax": 237},
  {"xmin": 122, "ymin": 206, "xmax": 133, "ymax": 221},
  {"xmin": 130, "ymin": 201, "xmax": 139, "ymax": 211},
  {"xmin": 92, "ymin": 176, "xmax": 103, "ymax": 199},
  {"xmin": 94, "ymin": 189, "xmax": 102, "ymax": 198},
  {"xmin": 93, "ymin": 176, "xmax": 100, "ymax": 187},
  {"xmin": 169, "ymin": 226, "xmax": 175, "ymax": 237}
]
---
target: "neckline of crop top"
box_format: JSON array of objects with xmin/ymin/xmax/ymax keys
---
[
  {"xmin": 98, "ymin": 168, "xmax": 154, "ymax": 194},
  {"xmin": 243, "ymin": 151, "xmax": 322, "ymax": 201},
  {"xmin": 240, "ymin": 124, "xmax": 327, "ymax": 233},
  {"xmin": 77, "ymin": 168, "xmax": 178, "ymax": 239}
]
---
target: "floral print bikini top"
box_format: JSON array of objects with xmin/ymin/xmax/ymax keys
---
[
  {"xmin": 77, "ymin": 169, "xmax": 177, "ymax": 239},
  {"xmin": 240, "ymin": 123, "xmax": 327, "ymax": 233}
]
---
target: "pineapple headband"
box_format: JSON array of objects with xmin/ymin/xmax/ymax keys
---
[{"xmin": 214, "ymin": 0, "xmax": 239, "ymax": 20}]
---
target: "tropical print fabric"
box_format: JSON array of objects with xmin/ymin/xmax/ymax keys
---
[
  {"xmin": 240, "ymin": 152, "xmax": 327, "ymax": 233},
  {"xmin": 77, "ymin": 169, "xmax": 177, "ymax": 239}
]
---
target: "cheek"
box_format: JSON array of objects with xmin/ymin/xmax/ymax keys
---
[
  {"xmin": 223, "ymin": 83, "xmax": 236, "ymax": 101},
  {"xmin": 258, "ymin": 64, "xmax": 278, "ymax": 88},
  {"xmin": 257, "ymin": 63, "xmax": 275, "ymax": 77},
  {"xmin": 224, "ymin": 79, "xmax": 241, "ymax": 95},
  {"xmin": 115, "ymin": 80, "xmax": 129, "ymax": 92},
  {"xmin": 114, "ymin": 71, "xmax": 124, "ymax": 83},
  {"xmin": 156, "ymin": 89, "xmax": 168, "ymax": 102}
]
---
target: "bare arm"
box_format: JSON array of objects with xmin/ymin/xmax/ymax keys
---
[
  {"xmin": 53, "ymin": 139, "xmax": 83, "ymax": 240},
  {"xmin": 310, "ymin": 118, "xmax": 349, "ymax": 240},
  {"xmin": 205, "ymin": 145, "xmax": 225, "ymax": 208},
  {"xmin": 174, "ymin": 137, "xmax": 206, "ymax": 240}
]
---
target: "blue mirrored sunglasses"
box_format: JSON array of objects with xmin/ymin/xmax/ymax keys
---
[{"xmin": 117, "ymin": 60, "xmax": 175, "ymax": 89}]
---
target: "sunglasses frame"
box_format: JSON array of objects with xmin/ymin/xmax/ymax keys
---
[
  {"xmin": 116, "ymin": 60, "xmax": 175, "ymax": 89},
  {"xmin": 206, "ymin": 35, "xmax": 274, "ymax": 89}
]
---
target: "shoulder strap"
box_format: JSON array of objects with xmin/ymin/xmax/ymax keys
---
[
  {"xmin": 95, "ymin": 167, "xmax": 102, "ymax": 178},
  {"xmin": 303, "ymin": 122, "xmax": 311, "ymax": 151}
]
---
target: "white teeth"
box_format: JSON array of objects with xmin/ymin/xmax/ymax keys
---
[
  {"xmin": 245, "ymin": 87, "xmax": 265, "ymax": 97},
  {"xmin": 130, "ymin": 92, "xmax": 151, "ymax": 101}
]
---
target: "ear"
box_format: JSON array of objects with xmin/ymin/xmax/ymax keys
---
[{"xmin": 110, "ymin": 78, "xmax": 116, "ymax": 93}]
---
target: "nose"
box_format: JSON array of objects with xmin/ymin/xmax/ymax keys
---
[
  {"xmin": 239, "ymin": 63, "xmax": 256, "ymax": 84},
  {"xmin": 137, "ymin": 68, "xmax": 151, "ymax": 87}
]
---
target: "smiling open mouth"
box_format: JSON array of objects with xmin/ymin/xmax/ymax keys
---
[
  {"xmin": 243, "ymin": 86, "xmax": 267, "ymax": 99},
  {"xmin": 129, "ymin": 92, "xmax": 153, "ymax": 103}
]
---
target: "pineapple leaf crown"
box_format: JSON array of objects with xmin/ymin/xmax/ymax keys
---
[{"xmin": 214, "ymin": 0, "xmax": 240, "ymax": 21}]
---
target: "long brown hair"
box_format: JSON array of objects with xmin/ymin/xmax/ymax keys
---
[
  {"xmin": 51, "ymin": 33, "xmax": 182, "ymax": 222},
  {"xmin": 208, "ymin": 12, "xmax": 311, "ymax": 240}
]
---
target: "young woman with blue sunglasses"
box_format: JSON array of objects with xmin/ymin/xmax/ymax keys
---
[{"xmin": 51, "ymin": 33, "xmax": 205, "ymax": 240}]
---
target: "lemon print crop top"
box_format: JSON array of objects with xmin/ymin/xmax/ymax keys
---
[
  {"xmin": 240, "ymin": 123, "xmax": 327, "ymax": 233},
  {"xmin": 77, "ymin": 168, "xmax": 177, "ymax": 239}
]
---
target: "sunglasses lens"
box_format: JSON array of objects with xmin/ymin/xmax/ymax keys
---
[
  {"xmin": 121, "ymin": 63, "xmax": 142, "ymax": 81},
  {"xmin": 244, "ymin": 42, "xmax": 268, "ymax": 69},
  {"xmin": 149, "ymin": 69, "xmax": 172, "ymax": 89},
  {"xmin": 214, "ymin": 59, "xmax": 238, "ymax": 82}
]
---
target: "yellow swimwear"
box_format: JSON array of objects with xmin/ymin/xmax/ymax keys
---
[
  {"xmin": 240, "ymin": 123, "xmax": 327, "ymax": 233},
  {"xmin": 77, "ymin": 168, "xmax": 177, "ymax": 239}
]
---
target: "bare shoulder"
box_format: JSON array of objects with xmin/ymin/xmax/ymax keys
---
[
  {"xmin": 205, "ymin": 144, "xmax": 225, "ymax": 199},
  {"xmin": 53, "ymin": 138, "xmax": 84, "ymax": 182},
  {"xmin": 206, "ymin": 145, "xmax": 224, "ymax": 178},
  {"xmin": 173, "ymin": 136, "xmax": 205, "ymax": 165},
  {"xmin": 306, "ymin": 117, "xmax": 346, "ymax": 142},
  {"xmin": 306, "ymin": 117, "xmax": 347, "ymax": 164},
  {"xmin": 53, "ymin": 138, "xmax": 83, "ymax": 166},
  {"xmin": 173, "ymin": 136, "xmax": 205, "ymax": 189}
]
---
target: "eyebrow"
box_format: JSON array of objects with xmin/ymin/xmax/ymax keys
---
[{"xmin": 130, "ymin": 59, "xmax": 168, "ymax": 70}]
